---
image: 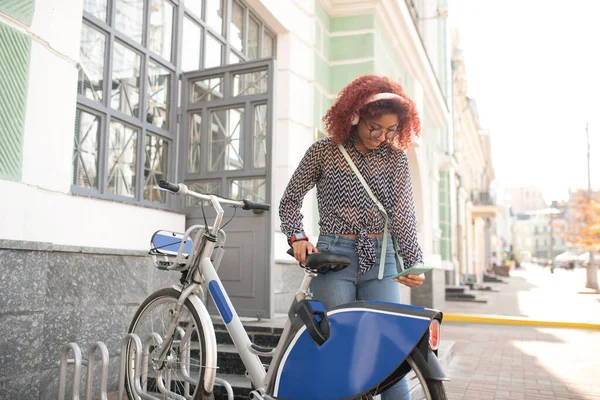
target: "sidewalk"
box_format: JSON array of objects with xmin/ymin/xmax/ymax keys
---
[
  {"xmin": 443, "ymin": 263, "xmax": 600, "ymax": 324},
  {"xmin": 441, "ymin": 264, "xmax": 600, "ymax": 399},
  {"xmin": 443, "ymin": 324, "xmax": 600, "ymax": 399}
]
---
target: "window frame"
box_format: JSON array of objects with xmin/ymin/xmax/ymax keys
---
[
  {"xmin": 73, "ymin": 0, "xmax": 276, "ymax": 210},
  {"xmin": 180, "ymin": 58, "xmax": 274, "ymax": 205}
]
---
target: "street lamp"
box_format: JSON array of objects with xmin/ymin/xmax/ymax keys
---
[{"xmin": 585, "ymin": 123, "xmax": 598, "ymax": 290}]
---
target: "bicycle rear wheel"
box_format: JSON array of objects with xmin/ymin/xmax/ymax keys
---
[
  {"xmin": 402, "ymin": 355, "xmax": 447, "ymax": 400},
  {"xmin": 125, "ymin": 288, "xmax": 209, "ymax": 400},
  {"xmin": 364, "ymin": 355, "xmax": 446, "ymax": 400}
]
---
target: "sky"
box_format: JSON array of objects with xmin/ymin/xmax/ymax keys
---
[{"xmin": 448, "ymin": 0, "xmax": 600, "ymax": 203}]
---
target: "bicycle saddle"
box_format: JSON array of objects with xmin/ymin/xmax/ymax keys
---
[{"xmin": 286, "ymin": 248, "xmax": 351, "ymax": 273}]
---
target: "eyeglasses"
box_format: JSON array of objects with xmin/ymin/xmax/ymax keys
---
[{"xmin": 360, "ymin": 118, "xmax": 400, "ymax": 140}]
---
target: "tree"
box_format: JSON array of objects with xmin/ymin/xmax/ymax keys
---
[{"xmin": 558, "ymin": 190, "xmax": 600, "ymax": 290}]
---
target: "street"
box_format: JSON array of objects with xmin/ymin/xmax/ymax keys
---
[{"xmin": 442, "ymin": 264, "xmax": 600, "ymax": 399}]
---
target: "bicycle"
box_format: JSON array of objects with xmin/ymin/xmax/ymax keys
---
[{"xmin": 124, "ymin": 180, "xmax": 448, "ymax": 400}]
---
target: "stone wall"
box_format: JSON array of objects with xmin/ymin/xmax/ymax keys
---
[
  {"xmin": 0, "ymin": 240, "xmax": 180, "ymax": 400},
  {"xmin": 411, "ymin": 267, "xmax": 446, "ymax": 309}
]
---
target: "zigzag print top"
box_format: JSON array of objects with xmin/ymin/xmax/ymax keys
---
[{"xmin": 279, "ymin": 136, "xmax": 423, "ymax": 274}]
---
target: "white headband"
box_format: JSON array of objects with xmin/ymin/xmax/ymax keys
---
[{"xmin": 351, "ymin": 92, "xmax": 404, "ymax": 125}]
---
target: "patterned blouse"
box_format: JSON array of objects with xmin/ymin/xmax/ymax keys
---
[{"xmin": 279, "ymin": 136, "xmax": 423, "ymax": 274}]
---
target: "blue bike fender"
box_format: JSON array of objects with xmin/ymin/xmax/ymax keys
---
[
  {"xmin": 273, "ymin": 306, "xmax": 432, "ymax": 400},
  {"xmin": 410, "ymin": 346, "xmax": 449, "ymax": 381}
]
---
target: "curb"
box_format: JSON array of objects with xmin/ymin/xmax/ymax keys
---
[{"xmin": 444, "ymin": 313, "xmax": 600, "ymax": 330}]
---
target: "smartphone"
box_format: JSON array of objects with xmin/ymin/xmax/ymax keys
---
[{"xmin": 391, "ymin": 265, "xmax": 432, "ymax": 279}]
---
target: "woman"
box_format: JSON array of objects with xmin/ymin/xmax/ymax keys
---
[{"xmin": 279, "ymin": 74, "xmax": 425, "ymax": 400}]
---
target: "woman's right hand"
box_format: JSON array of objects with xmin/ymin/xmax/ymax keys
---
[{"xmin": 292, "ymin": 241, "xmax": 318, "ymax": 264}]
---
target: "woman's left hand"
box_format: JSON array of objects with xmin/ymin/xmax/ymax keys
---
[{"xmin": 395, "ymin": 274, "xmax": 425, "ymax": 288}]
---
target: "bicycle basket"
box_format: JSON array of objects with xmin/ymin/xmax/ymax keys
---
[{"xmin": 150, "ymin": 230, "xmax": 193, "ymax": 271}]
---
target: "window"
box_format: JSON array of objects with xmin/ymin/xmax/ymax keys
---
[
  {"xmin": 74, "ymin": 0, "xmax": 276, "ymax": 207},
  {"xmin": 182, "ymin": 62, "xmax": 273, "ymax": 204}
]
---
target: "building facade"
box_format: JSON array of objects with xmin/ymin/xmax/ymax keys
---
[
  {"xmin": 0, "ymin": 0, "xmax": 451, "ymax": 397},
  {"xmin": 506, "ymin": 186, "xmax": 547, "ymax": 214},
  {"xmin": 449, "ymin": 29, "xmax": 499, "ymax": 285},
  {"xmin": 492, "ymin": 185, "xmax": 512, "ymax": 265},
  {"xmin": 511, "ymin": 209, "xmax": 567, "ymax": 262}
]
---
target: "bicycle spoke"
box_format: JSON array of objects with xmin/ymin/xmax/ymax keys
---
[{"xmin": 126, "ymin": 291, "xmax": 206, "ymax": 400}]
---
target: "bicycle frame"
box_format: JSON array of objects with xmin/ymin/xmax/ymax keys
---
[
  {"xmin": 150, "ymin": 184, "xmax": 312, "ymax": 397},
  {"xmin": 202, "ymin": 254, "xmax": 317, "ymax": 394}
]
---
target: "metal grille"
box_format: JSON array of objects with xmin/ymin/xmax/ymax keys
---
[
  {"xmin": 0, "ymin": 0, "xmax": 35, "ymax": 25},
  {"xmin": 0, "ymin": 23, "xmax": 30, "ymax": 180}
]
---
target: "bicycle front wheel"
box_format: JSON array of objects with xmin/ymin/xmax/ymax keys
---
[{"xmin": 125, "ymin": 288, "xmax": 209, "ymax": 400}]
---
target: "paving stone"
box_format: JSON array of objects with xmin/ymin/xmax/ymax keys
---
[{"xmin": 443, "ymin": 324, "xmax": 600, "ymax": 399}]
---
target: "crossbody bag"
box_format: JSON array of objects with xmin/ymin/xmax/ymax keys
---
[{"xmin": 338, "ymin": 144, "xmax": 404, "ymax": 280}]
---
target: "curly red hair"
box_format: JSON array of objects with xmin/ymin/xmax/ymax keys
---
[{"xmin": 323, "ymin": 74, "xmax": 421, "ymax": 150}]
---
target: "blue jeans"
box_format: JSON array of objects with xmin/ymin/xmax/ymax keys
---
[{"xmin": 310, "ymin": 234, "xmax": 411, "ymax": 400}]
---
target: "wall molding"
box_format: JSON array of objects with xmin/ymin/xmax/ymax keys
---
[
  {"xmin": 0, "ymin": 239, "xmax": 148, "ymax": 257},
  {"xmin": 318, "ymin": 0, "xmax": 379, "ymax": 16}
]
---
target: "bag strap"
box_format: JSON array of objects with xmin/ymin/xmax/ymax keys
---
[{"xmin": 338, "ymin": 144, "xmax": 388, "ymax": 279}]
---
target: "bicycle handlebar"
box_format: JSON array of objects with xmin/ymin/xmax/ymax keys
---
[
  {"xmin": 158, "ymin": 180, "xmax": 271, "ymax": 211},
  {"xmin": 242, "ymin": 199, "xmax": 271, "ymax": 211},
  {"xmin": 158, "ymin": 180, "xmax": 180, "ymax": 193}
]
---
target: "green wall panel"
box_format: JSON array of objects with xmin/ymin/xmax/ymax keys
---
[
  {"xmin": 323, "ymin": 97, "xmax": 333, "ymax": 115},
  {"xmin": 314, "ymin": 87, "xmax": 322, "ymax": 128},
  {"xmin": 373, "ymin": 23, "xmax": 405, "ymax": 81},
  {"xmin": 331, "ymin": 14, "xmax": 374, "ymax": 32},
  {"xmin": 315, "ymin": 1, "xmax": 330, "ymax": 31},
  {"xmin": 0, "ymin": 22, "xmax": 31, "ymax": 180},
  {"xmin": 330, "ymin": 33, "xmax": 374, "ymax": 61},
  {"xmin": 440, "ymin": 229, "xmax": 450, "ymax": 260},
  {"xmin": 439, "ymin": 202, "xmax": 448, "ymax": 220},
  {"xmin": 438, "ymin": 171, "xmax": 452, "ymax": 261},
  {"xmin": 0, "ymin": 0, "xmax": 35, "ymax": 26},
  {"xmin": 330, "ymin": 61, "xmax": 375, "ymax": 94},
  {"xmin": 322, "ymin": 29, "xmax": 331, "ymax": 60},
  {"xmin": 315, "ymin": 20, "xmax": 322, "ymax": 52},
  {"xmin": 315, "ymin": 53, "xmax": 329, "ymax": 91}
]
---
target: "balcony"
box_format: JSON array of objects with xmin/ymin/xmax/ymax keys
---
[
  {"xmin": 470, "ymin": 191, "xmax": 500, "ymax": 219},
  {"xmin": 471, "ymin": 191, "xmax": 495, "ymax": 205}
]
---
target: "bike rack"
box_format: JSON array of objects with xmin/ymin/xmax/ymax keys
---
[
  {"xmin": 58, "ymin": 343, "xmax": 83, "ymax": 400},
  {"xmin": 57, "ymin": 333, "xmax": 234, "ymax": 400}
]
